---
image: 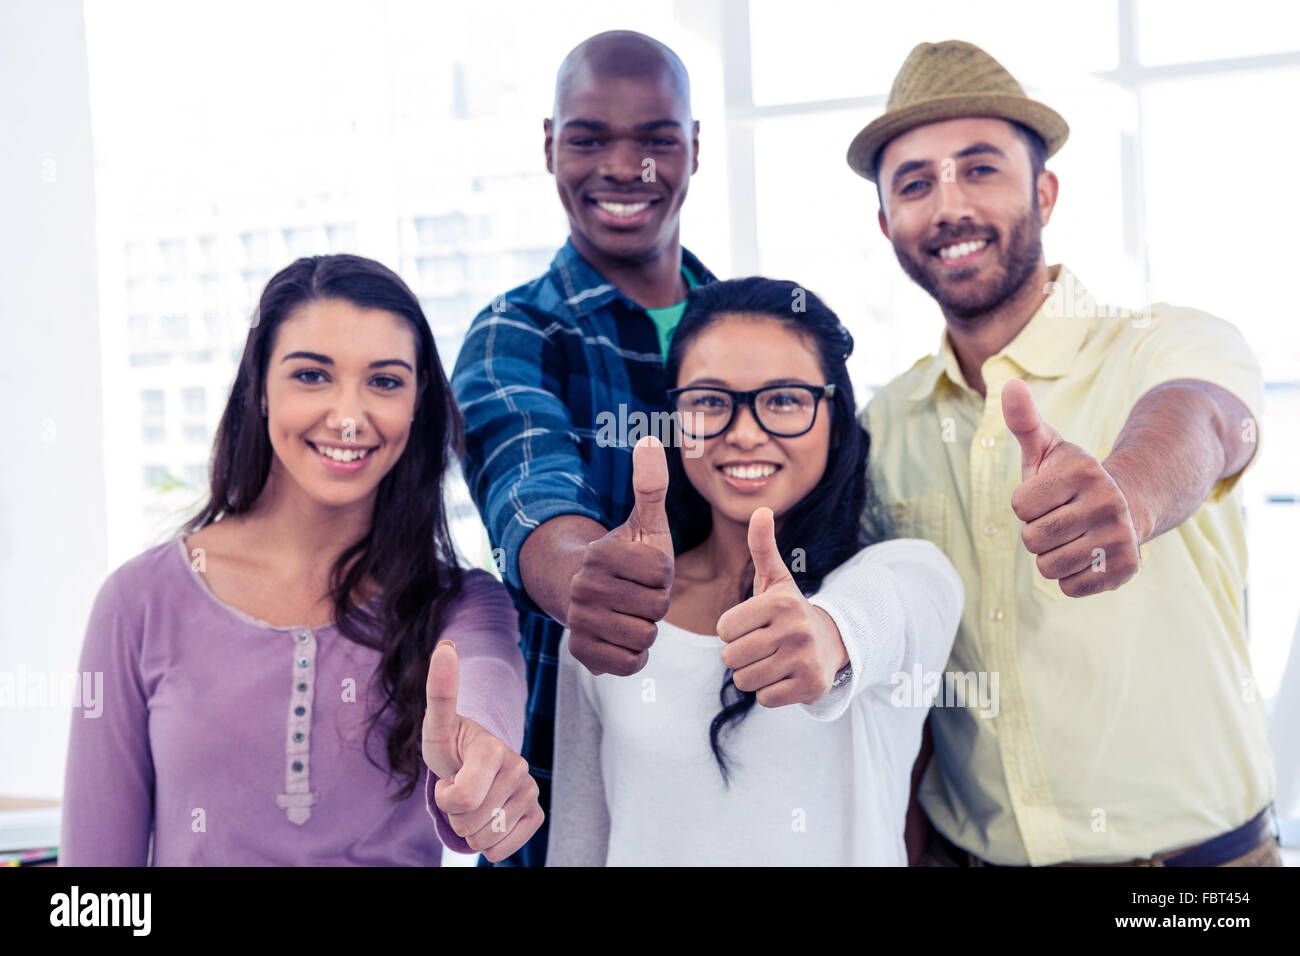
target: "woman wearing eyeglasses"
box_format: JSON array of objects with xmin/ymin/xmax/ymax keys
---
[{"xmin": 547, "ymin": 277, "xmax": 963, "ymax": 866}]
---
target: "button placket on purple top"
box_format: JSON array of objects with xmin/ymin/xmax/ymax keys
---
[{"xmin": 275, "ymin": 628, "xmax": 319, "ymax": 825}]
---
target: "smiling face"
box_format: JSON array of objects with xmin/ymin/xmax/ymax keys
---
[
  {"xmin": 876, "ymin": 116, "xmax": 1056, "ymax": 320},
  {"xmin": 545, "ymin": 70, "xmax": 698, "ymax": 265},
  {"xmin": 675, "ymin": 314, "xmax": 832, "ymax": 530},
  {"xmin": 261, "ymin": 297, "xmax": 422, "ymax": 510}
]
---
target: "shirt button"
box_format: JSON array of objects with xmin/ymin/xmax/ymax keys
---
[
  {"xmin": 297, "ymin": 657, "xmax": 310, "ymax": 667},
  {"xmin": 980, "ymin": 436, "xmax": 996, "ymax": 449},
  {"xmin": 987, "ymin": 608, "xmax": 1005, "ymax": 621},
  {"xmin": 294, "ymin": 705, "xmax": 306, "ymax": 716},
  {"xmin": 297, "ymin": 682, "xmax": 308, "ymax": 693},
  {"xmin": 292, "ymin": 761, "xmax": 304, "ymax": 772},
  {"xmin": 983, "ymin": 522, "xmax": 998, "ymax": 536},
  {"xmin": 293, "ymin": 732, "xmax": 305, "ymax": 743},
  {"xmin": 298, "ymin": 632, "xmax": 310, "ymax": 643}
]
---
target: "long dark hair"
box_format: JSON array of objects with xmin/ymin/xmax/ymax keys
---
[
  {"xmin": 664, "ymin": 277, "xmax": 877, "ymax": 784},
  {"xmin": 182, "ymin": 254, "xmax": 464, "ymax": 799}
]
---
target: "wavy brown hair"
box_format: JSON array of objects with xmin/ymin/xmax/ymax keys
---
[{"xmin": 182, "ymin": 254, "xmax": 464, "ymax": 799}]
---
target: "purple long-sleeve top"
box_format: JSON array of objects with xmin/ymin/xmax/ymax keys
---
[{"xmin": 60, "ymin": 535, "xmax": 525, "ymax": 865}]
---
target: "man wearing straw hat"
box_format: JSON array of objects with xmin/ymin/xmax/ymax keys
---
[{"xmin": 843, "ymin": 40, "xmax": 1280, "ymax": 866}]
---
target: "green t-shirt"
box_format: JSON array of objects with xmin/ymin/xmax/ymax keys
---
[{"xmin": 645, "ymin": 264, "xmax": 702, "ymax": 364}]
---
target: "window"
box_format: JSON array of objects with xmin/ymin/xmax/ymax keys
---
[
  {"xmin": 241, "ymin": 269, "xmax": 269, "ymax": 305},
  {"xmin": 125, "ymin": 276, "xmax": 153, "ymax": 307},
  {"xmin": 198, "ymin": 234, "xmax": 219, "ymax": 266},
  {"xmin": 240, "ymin": 231, "xmax": 270, "ymax": 263},
  {"xmin": 416, "ymin": 254, "xmax": 466, "ymax": 293},
  {"xmin": 140, "ymin": 389, "xmax": 164, "ymax": 419},
  {"xmin": 182, "ymin": 387, "xmax": 206, "ymax": 415},
  {"xmin": 129, "ymin": 352, "xmax": 171, "ymax": 367},
  {"xmin": 511, "ymin": 248, "xmax": 554, "ymax": 278},
  {"xmin": 159, "ymin": 238, "xmax": 186, "ymax": 268},
  {"xmin": 1137, "ymin": 0, "xmax": 1300, "ymax": 65},
  {"xmin": 283, "ymin": 226, "xmax": 317, "ymax": 258},
  {"xmin": 160, "ymin": 313, "xmax": 188, "ymax": 339},
  {"xmin": 747, "ymin": 0, "xmax": 1116, "ymax": 107},
  {"xmin": 325, "ymin": 223, "xmax": 356, "ymax": 252},
  {"xmin": 199, "ymin": 274, "xmax": 221, "ymax": 306},
  {"xmin": 415, "ymin": 213, "xmax": 469, "ymax": 245},
  {"xmin": 124, "ymin": 240, "xmax": 152, "ymax": 274}
]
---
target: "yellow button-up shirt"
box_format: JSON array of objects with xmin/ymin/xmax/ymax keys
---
[{"xmin": 864, "ymin": 264, "xmax": 1273, "ymax": 865}]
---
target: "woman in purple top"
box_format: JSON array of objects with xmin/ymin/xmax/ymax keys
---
[{"xmin": 61, "ymin": 254, "xmax": 540, "ymax": 865}]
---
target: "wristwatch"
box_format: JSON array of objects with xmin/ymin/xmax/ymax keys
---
[{"xmin": 831, "ymin": 663, "xmax": 853, "ymax": 688}]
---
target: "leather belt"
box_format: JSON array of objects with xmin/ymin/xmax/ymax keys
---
[{"xmin": 934, "ymin": 807, "xmax": 1276, "ymax": 867}]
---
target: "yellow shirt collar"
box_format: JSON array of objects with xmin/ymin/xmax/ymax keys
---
[{"xmin": 905, "ymin": 264, "xmax": 1093, "ymax": 401}]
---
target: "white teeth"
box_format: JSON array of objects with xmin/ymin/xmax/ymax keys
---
[
  {"xmin": 597, "ymin": 201, "xmax": 651, "ymax": 217},
  {"xmin": 723, "ymin": 464, "xmax": 777, "ymax": 480},
  {"xmin": 939, "ymin": 239, "xmax": 988, "ymax": 260},
  {"xmin": 313, "ymin": 443, "xmax": 372, "ymax": 463}
]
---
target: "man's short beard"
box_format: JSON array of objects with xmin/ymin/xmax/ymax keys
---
[{"xmin": 894, "ymin": 201, "xmax": 1043, "ymax": 321}]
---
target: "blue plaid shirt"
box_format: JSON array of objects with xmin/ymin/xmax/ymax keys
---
[{"xmin": 451, "ymin": 237, "xmax": 717, "ymax": 866}]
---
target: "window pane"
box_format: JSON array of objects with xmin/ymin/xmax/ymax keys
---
[
  {"xmin": 140, "ymin": 388, "xmax": 164, "ymax": 417},
  {"xmin": 159, "ymin": 238, "xmax": 186, "ymax": 268},
  {"xmin": 1140, "ymin": 68, "xmax": 1300, "ymax": 378},
  {"xmin": 282, "ymin": 227, "xmax": 318, "ymax": 258},
  {"xmin": 1137, "ymin": 0, "xmax": 1300, "ymax": 66},
  {"xmin": 749, "ymin": 0, "xmax": 1117, "ymax": 107},
  {"xmin": 240, "ymin": 231, "xmax": 270, "ymax": 264}
]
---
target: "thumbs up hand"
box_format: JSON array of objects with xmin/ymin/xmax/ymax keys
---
[
  {"xmin": 566, "ymin": 436, "xmax": 675, "ymax": 677},
  {"xmin": 423, "ymin": 641, "xmax": 543, "ymax": 862},
  {"xmin": 715, "ymin": 507, "xmax": 850, "ymax": 708},
  {"xmin": 1001, "ymin": 379, "xmax": 1143, "ymax": 598},
  {"xmin": 611, "ymin": 433, "xmax": 676, "ymax": 556}
]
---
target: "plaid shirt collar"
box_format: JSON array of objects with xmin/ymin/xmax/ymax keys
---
[{"xmin": 550, "ymin": 237, "xmax": 718, "ymax": 321}]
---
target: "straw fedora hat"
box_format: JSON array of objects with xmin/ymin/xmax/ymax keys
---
[{"xmin": 846, "ymin": 40, "xmax": 1069, "ymax": 182}]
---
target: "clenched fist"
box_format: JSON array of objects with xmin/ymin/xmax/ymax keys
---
[
  {"xmin": 1002, "ymin": 378, "xmax": 1143, "ymax": 597},
  {"xmin": 423, "ymin": 641, "xmax": 543, "ymax": 861},
  {"xmin": 715, "ymin": 506, "xmax": 849, "ymax": 707},
  {"xmin": 566, "ymin": 435, "xmax": 675, "ymax": 677}
]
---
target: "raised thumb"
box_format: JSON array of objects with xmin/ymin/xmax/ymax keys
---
[
  {"xmin": 628, "ymin": 434, "xmax": 672, "ymax": 556},
  {"xmin": 1001, "ymin": 379, "xmax": 1058, "ymax": 480},
  {"xmin": 748, "ymin": 507, "xmax": 793, "ymax": 594},
  {"xmin": 424, "ymin": 640, "xmax": 461, "ymax": 775}
]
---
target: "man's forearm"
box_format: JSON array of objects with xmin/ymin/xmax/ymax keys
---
[
  {"xmin": 518, "ymin": 514, "xmax": 610, "ymax": 624},
  {"xmin": 1102, "ymin": 379, "xmax": 1256, "ymax": 543}
]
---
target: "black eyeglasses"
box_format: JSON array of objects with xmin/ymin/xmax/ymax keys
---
[{"xmin": 666, "ymin": 384, "xmax": 837, "ymax": 439}]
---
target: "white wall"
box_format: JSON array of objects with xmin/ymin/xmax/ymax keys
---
[{"xmin": 0, "ymin": 0, "xmax": 107, "ymax": 798}]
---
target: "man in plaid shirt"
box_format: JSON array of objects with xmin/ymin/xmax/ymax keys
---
[{"xmin": 450, "ymin": 30, "xmax": 717, "ymax": 865}]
